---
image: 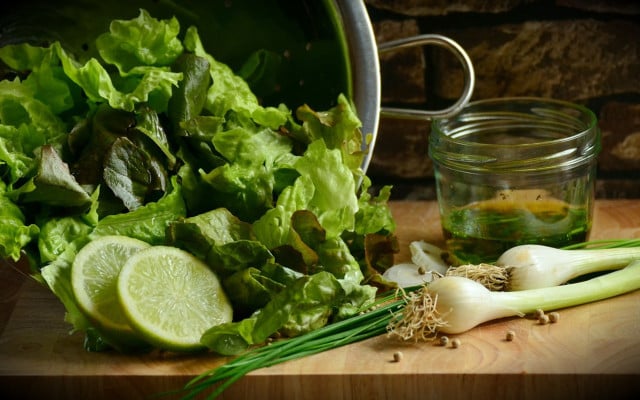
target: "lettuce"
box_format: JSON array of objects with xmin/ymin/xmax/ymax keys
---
[
  {"xmin": 0, "ymin": 182, "xmax": 39, "ymax": 261},
  {"xmin": 0, "ymin": 78, "xmax": 68, "ymax": 185},
  {"xmin": 96, "ymin": 9, "xmax": 184, "ymax": 74},
  {"xmin": 0, "ymin": 9, "xmax": 398, "ymax": 355}
]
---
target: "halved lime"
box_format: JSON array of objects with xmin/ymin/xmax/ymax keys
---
[
  {"xmin": 71, "ymin": 235, "xmax": 151, "ymax": 347},
  {"xmin": 117, "ymin": 245, "xmax": 233, "ymax": 352}
]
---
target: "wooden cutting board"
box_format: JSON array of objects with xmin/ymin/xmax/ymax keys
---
[{"xmin": 1, "ymin": 200, "xmax": 640, "ymax": 400}]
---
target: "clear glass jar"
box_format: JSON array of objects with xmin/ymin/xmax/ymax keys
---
[{"xmin": 429, "ymin": 97, "xmax": 601, "ymax": 264}]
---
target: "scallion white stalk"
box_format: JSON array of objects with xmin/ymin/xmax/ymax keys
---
[{"xmin": 497, "ymin": 244, "xmax": 640, "ymax": 290}]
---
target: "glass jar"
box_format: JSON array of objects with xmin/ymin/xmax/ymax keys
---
[{"xmin": 429, "ymin": 97, "xmax": 601, "ymax": 264}]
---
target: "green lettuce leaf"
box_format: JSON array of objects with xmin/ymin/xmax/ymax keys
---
[
  {"xmin": 296, "ymin": 93, "xmax": 364, "ymax": 173},
  {"xmin": 293, "ymin": 139, "xmax": 357, "ymax": 237},
  {"xmin": 91, "ymin": 176, "xmax": 186, "ymax": 244},
  {"xmin": 96, "ymin": 9, "xmax": 183, "ymax": 74},
  {"xmin": 0, "ymin": 78, "xmax": 68, "ymax": 185},
  {"xmin": 0, "ymin": 42, "xmax": 77, "ymax": 115},
  {"xmin": 55, "ymin": 41, "xmax": 183, "ymax": 112},
  {"xmin": 201, "ymin": 270, "xmax": 376, "ymax": 355},
  {"xmin": 183, "ymin": 26, "xmax": 288, "ymax": 128},
  {"xmin": 0, "ymin": 182, "xmax": 39, "ymax": 261}
]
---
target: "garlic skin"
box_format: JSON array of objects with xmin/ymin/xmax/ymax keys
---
[
  {"xmin": 383, "ymin": 241, "xmax": 449, "ymax": 288},
  {"xmin": 383, "ymin": 263, "xmax": 436, "ymax": 288},
  {"xmin": 410, "ymin": 241, "xmax": 449, "ymax": 275}
]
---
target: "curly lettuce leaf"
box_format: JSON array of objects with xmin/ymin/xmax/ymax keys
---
[
  {"xmin": 201, "ymin": 270, "xmax": 376, "ymax": 355},
  {"xmin": 295, "ymin": 93, "xmax": 364, "ymax": 173},
  {"xmin": 96, "ymin": 9, "xmax": 183, "ymax": 74},
  {"xmin": 0, "ymin": 78, "xmax": 68, "ymax": 185},
  {"xmin": 0, "ymin": 182, "xmax": 39, "ymax": 261},
  {"xmin": 0, "ymin": 42, "xmax": 77, "ymax": 115},
  {"xmin": 294, "ymin": 139, "xmax": 357, "ymax": 237},
  {"xmin": 183, "ymin": 26, "xmax": 288, "ymax": 128},
  {"xmin": 355, "ymin": 175, "xmax": 396, "ymax": 235},
  {"xmin": 55, "ymin": 41, "xmax": 183, "ymax": 112}
]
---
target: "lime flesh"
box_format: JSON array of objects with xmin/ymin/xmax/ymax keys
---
[
  {"xmin": 117, "ymin": 246, "xmax": 233, "ymax": 352},
  {"xmin": 71, "ymin": 235, "xmax": 151, "ymax": 343}
]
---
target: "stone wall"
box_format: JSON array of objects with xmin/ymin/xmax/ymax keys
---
[{"xmin": 364, "ymin": 0, "xmax": 640, "ymax": 199}]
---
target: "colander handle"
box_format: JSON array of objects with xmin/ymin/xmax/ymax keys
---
[{"xmin": 377, "ymin": 34, "xmax": 475, "ymax": 119}]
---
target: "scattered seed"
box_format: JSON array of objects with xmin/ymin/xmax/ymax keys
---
[
  {"xmin": 505, "ymin": 330, "xmax": 516, "ymax": 341},
  {"xmin": 450, "ymin": 338, "xmax": 461, "ymax": 348},
  {"xmin": 548, "ymin": 312, "xmax": 560, "ymax": 323},
  {"xmin": 534, "ymin": 308, "xmax": 545, "ymax": 319},
  {"xmin": 538, "ymin": 314, "xmax": 550, "ymax": 325},
  {"xmin": 393, "ymin": 351, "xmax": 403, "ymax": 362},
  {"xmin": 439, "ymin": 336, "xmax": 449, "ymax": 346},
  {"xmin": 418, "ymin": 266, "xmax": 426, "ymax": 275}
]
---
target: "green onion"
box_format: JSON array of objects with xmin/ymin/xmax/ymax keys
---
[
  {"xmin": 495, "ymin": 242, "xmax": 640, "ymax": 290},
  {"xmin": 444, "ymin": 239, "xmax": 640, "ymax": 291},
  {"xmin": 390, "ymin": 259, "xmax": 640, "ymax": 337}
]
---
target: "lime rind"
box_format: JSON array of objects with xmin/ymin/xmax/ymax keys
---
[
  {"xmin": 117, "ymin": 246, "xmax": 233, "ymax": 352},
  {"xmin": 71, "ymin": 235, "xmax": 151, "ymax": 335}
]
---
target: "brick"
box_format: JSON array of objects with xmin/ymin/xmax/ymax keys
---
[
  {"xmin": 366, "ymin": 4, "xmax": 640, "ymax": 104},
  {"xmin": 367, "ymin": 117, "xmax": 433, "ymax": 179},
  {"xmin": 598, "ymin": 101, "xmax": 640, "ymax": 171},
  {"xmin": 365, "ymin": 0, "xmax": 529, "ymax": 16},
  {"xmin": 432, "ymin": 20, "xmax": 640, "ymax": 100},
  {"xmin": 557, "ymin": 0, "xmax": 640, "ymax": 14},
  {"xmin": 373, "ymin": 19, "xmax": 426, "ymax": 104}
]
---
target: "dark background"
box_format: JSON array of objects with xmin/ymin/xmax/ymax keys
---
[{"xmin": 364, "ymin": 0, "xmax": 640, "ymax": 199}]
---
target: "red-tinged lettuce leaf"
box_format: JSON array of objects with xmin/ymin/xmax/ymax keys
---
[
  {"xmin": 10, "ymin": 144, "xmax": 91, "ymax": 209},
  {"xmin": 103, "ymin": 136, "xmax": 167, "ymax": 211},
  {"xmin": 135, "ymin": 104, "xmax": 177, "ymax": 169},
  {"xmin": 167, "ymin": 52, "xmax": 211, "ymax": 139},
  {"xmin": 91, "ymin": 176, "xmax": 185, "ymax": 244}
]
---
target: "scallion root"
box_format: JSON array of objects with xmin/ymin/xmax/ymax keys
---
[
  {"xmin": 446, "ymin": 263, "xmax": 509, "ymax": 291},
  {"xmin": 386, "ymin": 287, "xmax": 447, "ymax": 342}
]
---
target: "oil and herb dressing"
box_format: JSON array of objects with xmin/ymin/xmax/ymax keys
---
[{"xmin": 441, "ymin": 193, "xmax": 591, "ymax": 264}]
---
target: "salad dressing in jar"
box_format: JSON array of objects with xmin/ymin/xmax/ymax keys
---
[{"xmin": 429, "ymin": 97, "xmax": 601, "ymax": 264}]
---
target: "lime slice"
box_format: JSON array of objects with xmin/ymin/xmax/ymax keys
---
[
  {"xmin": 71, "ymin": 235, "xmax": 151, "ymax": 346},
  {"xmin": 117, "ymin": 246, "xmax": 233, "ymax": 352}
]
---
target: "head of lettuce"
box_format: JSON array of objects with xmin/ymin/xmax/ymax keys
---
[{"xmin": 0, "ymin": 9, "xmax": 398, "ymax": 355}]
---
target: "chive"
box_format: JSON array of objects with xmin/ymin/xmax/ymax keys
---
[{"xmin": 169, "ymin": 291, "xmax": 407, "ymax": 399}]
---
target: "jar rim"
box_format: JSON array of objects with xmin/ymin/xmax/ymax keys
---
[
  {"xmin": 429, "ymin": 97, "xmax": 601, "ymax": 173},
  {"xmin": 431, "ymin": 96, "xmax": 598, "ymax": 147}
]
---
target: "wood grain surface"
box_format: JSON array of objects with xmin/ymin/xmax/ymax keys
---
[{"xmin": 1, "ymin": 200, "xmax": 639, "ymax": 400}]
